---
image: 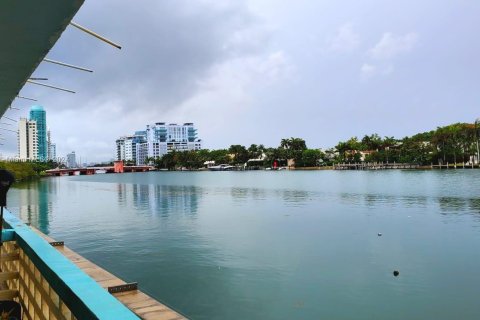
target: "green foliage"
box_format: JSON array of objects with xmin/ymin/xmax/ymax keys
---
[
  {"xmin": 280, "ymin": 137, "xmax": 307, "ymax": 161},
  {"xmin": 0, "ymin": 160, "xmax": 59, "ymax": 181},
  {"xmin": 333, "ymin": 123, "xmax": 478, "ymax": 165},
  {"xmin": 10, "ymin": 122, "xmax": 475, "ymax": 176},
  {"xmin": 228, "ymin": 145, "xmax": 248, "ymax": 164},
  {"xmin": 298, "ymin": 149, "xmax": 324, "ymax": 167}
]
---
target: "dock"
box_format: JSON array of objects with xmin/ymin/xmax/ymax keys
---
[
  {"xmin": 33, "ymin": 229, "xmax": 187, "ymax": 320},
  {"xmin": 430, "ymin": 162, "xmax": 479, "ymax": 169},
  {"xmin": 334, "ymin": 163, "xmax": 419, "ymax": 170}
]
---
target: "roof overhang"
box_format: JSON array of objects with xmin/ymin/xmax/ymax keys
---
[{"xmin": 0, "ymin": 0, "xmax": 84, "ymax": 116}]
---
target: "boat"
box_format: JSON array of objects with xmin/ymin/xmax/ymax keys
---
[
  {"xmin": 265, "ymin": 166, "xmax": 287, "ymax": 171},
  {"xmin": 95, "ymin": 169, "xmax": 107, "ymax": 174},
  {"xmin": 208, "ymin": 164, "xmax": 235, "ymax": 171}
]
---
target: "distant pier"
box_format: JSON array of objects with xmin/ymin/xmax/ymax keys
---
[
  {"xmin": 334, "ymin": 163, "xmax": 419, "ymax": 170},
  {"xmin": 430, "ymin": 162, "xmax": 479, "ymax": 169}
]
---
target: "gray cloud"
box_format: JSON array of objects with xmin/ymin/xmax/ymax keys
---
[
  {"xmin": 3, "ymin": 0, "xmax": 480, "ymax": 161},
  {"xmin": 5, "ymin": 0, "xmax": 274, "ymax": 161}
]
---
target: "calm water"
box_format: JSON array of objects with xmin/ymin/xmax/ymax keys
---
[{"xmin": 7, "ymin": 170, "xmax": 480, "ymax": 319}]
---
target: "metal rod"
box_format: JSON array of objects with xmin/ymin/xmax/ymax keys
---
[
  {"xmin": 43, "ymin": 58, "xmax": 93, "ymax": 73},
  {"xmin": 29, "ymin": 77, "xmax": 48, "ymax": 81},
  {"xmin": 0, "ymin": 207, "xmax": 3, "ymax": 247},
  {"xmin": 70, "ymin": 21, "xmax": 122, "ymax": 49},
  {"xmin": 26, "ymin": 80, "xmax": 75, "ymax": 94},
  {"xmin": 476, "ymin": 119, "xmax": 480, "ymax": 165},
  {"xmin": 0, "ymin": 128, "xmax": 18, "ymax": 133},
  {"xmin": 3, "ymin": 117, "xmax": 17, "ymax": 123},
  {"xmin": 16, "ymin": 96, "xmax": 37, "ymax": 102}
]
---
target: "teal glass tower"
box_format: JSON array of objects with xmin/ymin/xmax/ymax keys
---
[{"xmin": 29, "ymin": 105, "xmax": 47, "ymax": 161}]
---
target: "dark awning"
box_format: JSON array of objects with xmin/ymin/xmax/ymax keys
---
[{"xmin": 0, "ymin": 0, "xmax": 84, "ymax": 116}]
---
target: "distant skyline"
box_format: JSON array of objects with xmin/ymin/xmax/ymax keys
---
[{"xmin": 2, "ymin": 0, "xmax": 480, "ymax": 161}]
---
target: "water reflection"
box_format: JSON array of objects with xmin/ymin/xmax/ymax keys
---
[
  {"xmin": 116, "ymin": 183, "xmax": 127, "ymax": 206},
  {"xmin": 437, "ymin": 197, "xmax": 480, "ymax": 216},
  {"xmin": 6, "ymin": 171, "xmax": 480, "ymax": 320},
  {"xmin": 467, "ymin": 198, "xmax": 480, "ymax": 215},
  {"xmin": 230, "ymin": 187, "xmax": 267, "ymax": 204},
  {"xmin": 277, "ymin": 189, "xmax": 310, "ymax": 206},
  {"xmin": 338, "ymin": 191, "xmax": 480, "ymax": 217},
  {"xmin": 117, "ymin": 183, "xmax": 200, "ymax": 215},
  {"xmin": 9, "ymin": 179, "xmax": 56, "ymax": 234},
  {"xmin": 438, "ymin": 197, "xmax": 466, "ymax": 214}
]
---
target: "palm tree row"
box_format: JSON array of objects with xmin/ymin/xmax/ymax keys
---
[{"xmin": 146, "ymin": 122, "xmax": 480, "ymax": 169}]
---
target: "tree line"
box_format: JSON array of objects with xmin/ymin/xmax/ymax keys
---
[
  {"xmin": 0, "ymin": 160, "xmax": 59, "ymax": 181},
  {"xmin": 147, "ymin": 137, "xmax": 323, "ymax": 170},
  {"xmin": 148, "ymin": 122, "xmax": 480, "ymax": 169},
  {"xmin": 2, "ymin": 122, "xmax": 478, "ymax": 177},
  {"xmin": 335, "ymin": 123, "xmax": 478, "ymax": 165}
]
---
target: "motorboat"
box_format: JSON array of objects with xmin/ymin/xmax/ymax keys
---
[{"xmin": 208, "ymin": 164, "xmax": 235, "ymax": 171}]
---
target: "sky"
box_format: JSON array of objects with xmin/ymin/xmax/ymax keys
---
[{"xmin": 3, "ymin": 0, "xmax": 480, "ymax": 162}]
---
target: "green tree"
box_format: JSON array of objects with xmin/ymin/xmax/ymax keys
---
[
  {"xmin": 280, "ymin": 137, "xmax": 307, "ymax": 163},
  {"xmin": 299, "ymin": 149, "xmax": 323, "ymax": 167},
  {"xmin": 228, "ymin": 145, "xmax": 248, "ymax": 164},
  {"xmin": 361, "ymin": 134, "xmax": 383, "ymax": 151},
  {"xmin": 247, "ymin": 144, "xmax": 263, "ymax": 159}
]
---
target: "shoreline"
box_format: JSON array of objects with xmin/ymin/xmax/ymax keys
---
[{"xmin": 37, "ymin": 165, "xmax": 480, "ymax": 177}]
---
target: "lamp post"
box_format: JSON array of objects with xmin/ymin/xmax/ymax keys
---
[{"xmin": 475, "ymin": 118, "xmax": 480, "ymax": 166}]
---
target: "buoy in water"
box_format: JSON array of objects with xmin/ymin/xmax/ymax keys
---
[
  {"xmin": 393, "ymin": 270, "xmax": 400, "ymax": 277},
  {"xmin": 378, "ymin": 233, "xmax": 382, "ymax": 236}
]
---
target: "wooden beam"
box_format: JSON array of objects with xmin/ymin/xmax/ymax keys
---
[
  {"xmin": 0, "ymin": 271, "xmax": 19, "ymax": 282},
  {"xmin": 0, "ymin": 252, "xmax": 19, "ymax": 261},
  {"xmin": 0, "ymin": 289, "xmax": 18, "ymax": 300}
]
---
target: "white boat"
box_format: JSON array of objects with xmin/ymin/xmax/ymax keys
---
[
  {"xmin": 208, "ymin": 164, "xmax": 235, "ymax": 171},
  {"xmin": 95, "ymin": 169, "xmax": 107, "ymax": 174}
]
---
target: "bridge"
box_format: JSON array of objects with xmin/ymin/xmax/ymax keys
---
[{"xmin": 45, "ymin": 161, "xmax": 153, "ymax": 176}]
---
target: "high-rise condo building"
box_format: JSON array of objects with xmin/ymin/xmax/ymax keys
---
[
  {"xmin": 18, "ymin": 118, "xmax": 38, "ymax": 160},
  {"xmin": 29, "ymin": 105, "xmax": 47, "ymax": 160},
  {"xmin": 47, "ymin": 129, "xmax": 53, "ymax": 160},
  {"xmin": 116, "ymin": 123, "xmax": 202, "ymax": 165},
  {"xmin": 66, "ymin": 151, "xmax": 77, "ymax": 168},
  {"xmin": 18, "ymin": 106, "xmax": 56, "ymax": 162},
  {"xmin": 49, "ymin": 143, "xmax": 57, "ymax": 161}
]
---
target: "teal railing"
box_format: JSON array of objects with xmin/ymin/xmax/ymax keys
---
[{"xmin": 1, "ymin": 209, "xmax": 139, "ymax": 320}]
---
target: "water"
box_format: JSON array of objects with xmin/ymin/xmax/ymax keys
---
[{"xmin": 7, "ymin": 170, "xmax": 480, "ymax": 319}]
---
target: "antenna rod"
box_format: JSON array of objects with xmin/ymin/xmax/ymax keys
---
[
  {"xmin": 29, "ymin": 78, "xmax": 48, "ymax": 81},
  {"xmin": 3, "ymin": 117, "xmax": 17, "ymax": 123},
  {"xmin": 26, "ymin": 80, "xmax": 75, "ymax": 94},
  {"xmin": 0, "ymin": 128, "xmax": 18, "ymax": 133},
  {"xmin": 70, "ymin": 21, "xmax": 122, "ymax": 49},
  {"xmin": 43, "ymin": 58, "xmax": 93, "ymax": 73},
  {"xmin": 16, "ymin": 96, "xmax": 37, "ymax": 102}
]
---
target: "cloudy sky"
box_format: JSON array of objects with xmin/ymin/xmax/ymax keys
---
[{"xmin": 4, "ymin": 0, "xmax": 480, "ymax": 162}]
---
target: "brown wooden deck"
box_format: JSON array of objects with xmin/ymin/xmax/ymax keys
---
[{"xmin": 33, "ymin": 228, "xmax": 187, "ymax": 320}]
